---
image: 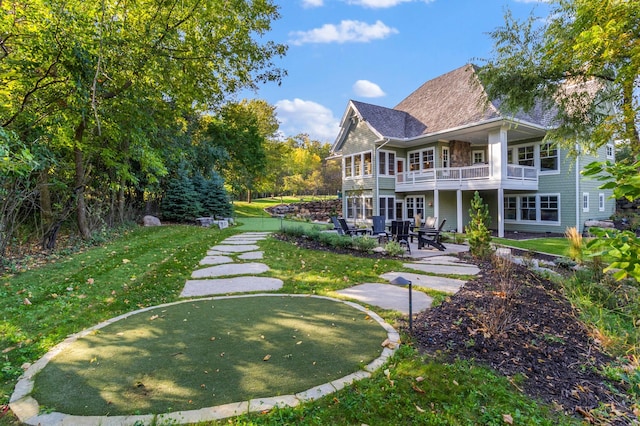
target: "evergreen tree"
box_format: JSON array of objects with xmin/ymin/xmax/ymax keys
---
[
  {"xmin": 161, "ymin": 166, "xmax": 201, "ymax": 222},
  {"xmin": 201, "ymin": 171, "xmax": 232, "ymax": 217},
  {"xmin": 466, "ymin": 191, "xmax": 492, "ymax": 259}
]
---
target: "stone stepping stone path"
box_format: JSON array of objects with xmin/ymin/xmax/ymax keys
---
[
  {"xmin": 181, "ymin": 277, "xmax": 283, "ymax": 297},
  {"xmin": 199, "ymin": 255, "xmax": 234, "ymax": 265},
  {"xmin": 191, "ymin": 262, "xmax": 270, "ymax": 278},
  {"xmin": 180, "ymin": 232, "xmax": 280, "ymax": 296},
  {"xmin": 336, "ymin": 283, "xmax": 432, "ymax": 315},
  {"xmin": 402, "ymin": 262, "xmax": 480, "ymax": 276},
  {"xmin": 379, "ymin": 272, "xmax": 466, "ymax": 294}
]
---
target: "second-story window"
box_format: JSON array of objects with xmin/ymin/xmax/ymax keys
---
[
  {"xmin": 344, "ymin": 151, "xmax": 373, "ymax": 178},
  {"xmin": 408, "ymin": 148, "xmax": 434, "ymax": 171},
  {"xmin": 518, "ymin": 146, "xmax": 535, "ymax": 167},
  {"xmin": 378, "ymin": 151, "xmax": 396, "ymax": 175},
  {"xmin": 540, "ymin": 143, "xmax": 558, "ymax": 172}
]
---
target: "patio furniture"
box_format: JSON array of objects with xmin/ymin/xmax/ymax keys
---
[
  {"xmin": 418, "ymin": 219, "xmax": 447, "ymax": 251},
  {"xmin": 331, "ymin": 216, "xmax": 344, "ymax": 235},
  {"xmin": 371, "ymin": 215, "xmax": 389, "ymax": 243},
  {"xmin": 390, "ymin": 220, "xmax": 412, "ymax": 254},
  {"xmin": 338, "ymin": 218, "xmax": 368, "ymax": 236}
]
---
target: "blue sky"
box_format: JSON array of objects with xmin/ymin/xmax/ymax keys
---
[{"xmin": 242, "ymin": 0, "xmax": 550, "ymax": 144}]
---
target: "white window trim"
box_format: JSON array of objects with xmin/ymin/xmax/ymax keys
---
[
  {"xmin": 407, "ymin": 147, "xmax": 435, "ymax": 172},
  {"xmin": 583, "ymin": 192, "xmax": 589, "ymax": 212},
  {"xmin": 378, "ymin": 195, "xmax": 396, "ymax": 220},
  {"xmin": 472, "ymin": 149, "xmax": 485, "ymax": 164},
  {"xmin": 599, "ymin": 193, "xmax": 605, "ymax": 212},
  {"xmin": 405, "ymin": 196, "xmax": 425, "ymax": 219},
  {"xmin": 539, "ymin": 142, "xmax": 560, "ymax": 175},
  {"xmin": 345, "ymin": 194, "xmax": 373, "ymax": 220},
  {"xmin": 343, "ymin": 151, "xmax": 373, "ymax": 180},
  {"xmin": 504, "ymin": 193, "xmax": 561, "ymax": 225},
  {"xmin": 441, "ymin": 146, "xmax": 450, "ymax": 168},
  {"xmin": 606, "ymin": 143, "xmax": 615, "ymax": 160},
  {"xmin": 378, "ymin": 150, "xmax": 396, "ymax": 176}
]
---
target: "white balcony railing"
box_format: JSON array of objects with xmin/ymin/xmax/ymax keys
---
[{"xmin": 395, "ymin": 164, "xmax": 537, "ymax": 188}]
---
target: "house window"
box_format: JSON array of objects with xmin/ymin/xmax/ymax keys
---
[
  {"xmin": 379, "ymin": 196, "xmax": 395, "ymax": 220},
  {"xmin": 507, "ymin": 148, "xmax": 514, "ymax": 164},
  {"xmin": 540, "ymin": 195, "xmax": 559, "ymax": 222},
  {"xmin": 344, "ymin": 152, "xmax": 373, "ymax": 178},
  {"xmin": 409, "ymin": 152, "xmax": 420, "ymax": 171},
  {"xmin": 441, "ymin": 147, "xmax": 450, "ymax": 168},
  {"xmin": 583, "ymin": 192, "xmax": 589, "ymax": 212},
  {"xmin": 406, "ymin": 196, "xmax": 425, "ymax": 219},
  {"xmin": 354, "ymin": 155, "xmax": 361, "ymax": 176},
  {"xmin": 346, "ymin": 195, "xmax": 373, "ymax": 220},
  {"xmin": 472, "ymin": 150, "xmax": 485, "ymax": 164},
  {"xmin": 344, "ymin": 157, "xmax": 352, "ymax": 178},
  {"xmin": 520, "ymin": 196, "xmax": 537, "ymax": 221},
  {"xmin": 505, "ymin": 197, "xmax": 517, "ymax": 220},
  {"xmin": 540, "ymin": 143, "xmax": 558, "ymax": 172},
  {"xmin": 606, "ymin": 144, "xmax": 614, "ymax": 160},
  {"xmin": 518, "ymin": 146, "xmax": 535, "ymax": 167},
  {"xmin": 408, "ymin": 148, "xmax": 434, "ymax": 171},
  {"xmin": 378, "ymin": 151, "xmax": 396, "ymax": 176},
  {"xmin": 599, "ymin": 193, "xmax": 605, "ymax": 211}
]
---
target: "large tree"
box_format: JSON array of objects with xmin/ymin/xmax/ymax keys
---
[
  {"xmin": 479, "ymin": 0, "xmax": 639, "ymax": 154},
  {"xmin": 1, "ymin": 0, "xmax": 286, "ymax": 238},
  {"xmin": 480, "ymin": 0, "xmax": 640, "ymax": 280}
]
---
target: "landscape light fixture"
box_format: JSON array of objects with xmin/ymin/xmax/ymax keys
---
[{"xmin": 390, "ymin": 275, "xmax": 413, "ymax": 332}]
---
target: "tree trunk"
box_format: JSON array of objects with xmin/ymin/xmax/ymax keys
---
[
  {"xmin": 74, "ymin": 122, "xmax": 91, "ymax": 239},
  {"xmin": 118, "ymin": 177, "xmax": 125, "ymax": 223},
  {"xmin": 38, "ymin": 168, "xmax": 53, "ymax": 227}
]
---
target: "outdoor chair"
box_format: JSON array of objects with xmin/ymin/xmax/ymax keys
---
[
  {"xmin": 418, "ymin": 218, "xmax": 447, "ymax": 251},
  {"xmin": 371, "ymin": 215, "xmax": 389, "ymax": 243},
  {"xmin": 331, "ymin": 216, "xmax": 344, "ymax": 235},
  {"xmin": 338, "ymin": 218, "xmax": 368, "ymax": 236},
  {"xmin": 390, "ymin": 220, "xmax": 412, "ymax": 254}
]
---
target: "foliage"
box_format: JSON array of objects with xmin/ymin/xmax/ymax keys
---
[
  {"xmin": 351, "ymin": 235, "xmax": 378, "ymax": 252},
  {"xmin": 384, "ymin": 241, "xmax": 406, "ymax": 257},
  {"xmin": 480, "ymin": 0, "xmax": 640, "ymax": 154},
  {"xmin": 0, "ymin": 0, "xmax": 286, "ymax": 242},
  {"xmin": 565, "ymin": 226, "xmax": 584, "ymax": 263},
  {"xmin": 200, "ymin": 171, "xmax": 233, "ymax": 218},
  {"xmin": 583, "ymin": 158, "xmax": 640, "ymax": 281},
  {"xmin": 161, "ymin": 166, "xmax": 202, "ymax": 222},
  {"xmin": 466, "ymin": 191, "xmax": 492, "ymax": 259}
]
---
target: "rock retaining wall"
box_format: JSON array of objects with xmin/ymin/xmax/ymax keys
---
[{"xmin": 266, "ymin": 199, "xmax": 342, "ymax": 222}]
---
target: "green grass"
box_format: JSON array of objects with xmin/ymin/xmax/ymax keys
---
[
  {"xmin": 0, "ymin": 221, "xmax": 595, "ymax": 425},
  {"xmin": 32, "ymin": 296, "xmax": 386, "ymax": 415},
  {"xmin": 493, "ymin": 237, "xmax": 569, "ymax": 257}
]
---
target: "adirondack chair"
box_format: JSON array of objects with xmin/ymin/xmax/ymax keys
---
[
  {"xmin": 418, "ymin": 218, "xmax": 447, "ymax": 251},
  {"xmin": 338, "ymin": 218, "xmax": 367, "ymax": 236},
  {"xmin": 331, "ymin": 216, "xmax": 344, "ymax": 235},
  {"xmin": 390, "ymin": 220, "xmax": 412, "ymax": 254},
  {"xmin": 371, "ymin": 216, "xmax": 389, "ymax": 243}
]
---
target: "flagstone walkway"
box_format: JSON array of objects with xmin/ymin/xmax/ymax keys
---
[{"xmin": 179, "ymin": 232, "xmax": 477, "ymax": 316}]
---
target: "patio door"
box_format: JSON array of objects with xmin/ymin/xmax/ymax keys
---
[
  {"xmin": 395, "ymin": 201, "xmax": 404, "ymax": 221},
  {"xmin": 396, "ymin": 158, "xmax": 405, "ymax": 183}
]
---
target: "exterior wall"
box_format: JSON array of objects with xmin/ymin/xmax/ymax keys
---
[{"xmin": 577, "ymin": 144, "xmax": 616, "ymax": 232}]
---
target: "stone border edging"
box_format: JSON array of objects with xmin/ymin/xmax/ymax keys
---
[{"xmin": 10, "ymin": 294, "xmax": 399, "ymax": 425}]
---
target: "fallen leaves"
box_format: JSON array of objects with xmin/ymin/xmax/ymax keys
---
[{"xmin": 263, "ymin": 354, "xmax": 271, "ymax": 361}]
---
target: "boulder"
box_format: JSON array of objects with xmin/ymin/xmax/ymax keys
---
[{"xmin": 143, "ymin": 215, "xmax": 161, "ymax": 226}]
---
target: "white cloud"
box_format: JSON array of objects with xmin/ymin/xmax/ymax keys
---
[
  {"xmin": 289, "ymin": 20, "xmax": 398, "ymax": 45},
  {"xmin": 301, "ymin": 0, "xmax": 323, "ymax": 7},
  {"xmin": 275, "ymin": 99, "xmax": 340, "ymax": 142},
  {"xmin": 346, "ymin": 0, "xmax": 434, "ymax": 8},
  {"xmin": 353, "ymin": 80, "xmax": 386, "ymax": 97}
]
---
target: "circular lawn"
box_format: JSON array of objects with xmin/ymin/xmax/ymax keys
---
[{"xmin": 30, "ymin": 295, "xmax": 391, "ymax": 417}]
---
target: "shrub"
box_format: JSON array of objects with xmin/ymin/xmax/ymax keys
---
[
  {"xmin": 564, "ymin": 226, "xmax": 583, "ymax": 263},
  {"xmin": 384, "ymin": 241, "xmax": 406, "ymax": 257},
  {"xmin": 466, "ymin": 191, "xmax": 492, "ymax": 259},
  {"xmin": 351, "ymin": 236, "xmax": 377, "ymax": 252}
]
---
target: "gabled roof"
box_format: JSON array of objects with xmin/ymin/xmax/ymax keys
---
[{"xmin": 332, "ymin": 64, "xmax": 555, "ymax": 152}]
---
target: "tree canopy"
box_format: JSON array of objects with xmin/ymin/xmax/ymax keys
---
[
  {"xmin": 0, "ymin": 0, "xmax": 286, "ymax": 241},
  {"xmin": 479, "ymin": 0, "xmax": 639, "ymax": 154}
]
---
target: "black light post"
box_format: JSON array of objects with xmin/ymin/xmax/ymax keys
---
[{"xmin": 390, "ymin": 276, "xmax": 413, "ymax": 332}]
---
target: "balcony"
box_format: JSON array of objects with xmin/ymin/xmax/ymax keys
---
[{"xmin": 395, "ymin": 164, "xmax": 538, "ymax": 191}]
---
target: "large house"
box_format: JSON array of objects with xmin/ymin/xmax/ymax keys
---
[{"xmin": 329, "ymin": 64, "xmax": 615, "ymax": 237}]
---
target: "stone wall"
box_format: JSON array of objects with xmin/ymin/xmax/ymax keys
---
[
  {"xmin": 265, "ymin": 199, "xmax": 342, "ymax": 223},
  {"xmin": 449, "ymin": 140, "xmax": 471, "ymax": 167}
]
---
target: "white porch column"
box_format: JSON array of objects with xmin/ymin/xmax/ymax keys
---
[
  {"xmin": 497, "ymin": 188, "xmax": 504, "ymax": 238},
  {"xmin": 456, "ymin": 189, "xmax": 463, "ymax": 233},
  {"xmin": 488, "ymin": 126, "xmax": 508, "ymax": 180},
  {"xmin": 434, "ymin": 189, "xmax": 440, "ymax": 223}
]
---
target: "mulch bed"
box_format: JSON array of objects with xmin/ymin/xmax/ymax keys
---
[
  {"xmin": 413, "ymin": 255, "xmax": 637, "ymax": 424},
  {"xmin": 276, "ymin": 232, "xmax": 637, "ymax": 423}
]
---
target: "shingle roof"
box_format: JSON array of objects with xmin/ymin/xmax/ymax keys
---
[{"xmin": 347, "ymin": 64, "xmax": 554, "ymax": 140}]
